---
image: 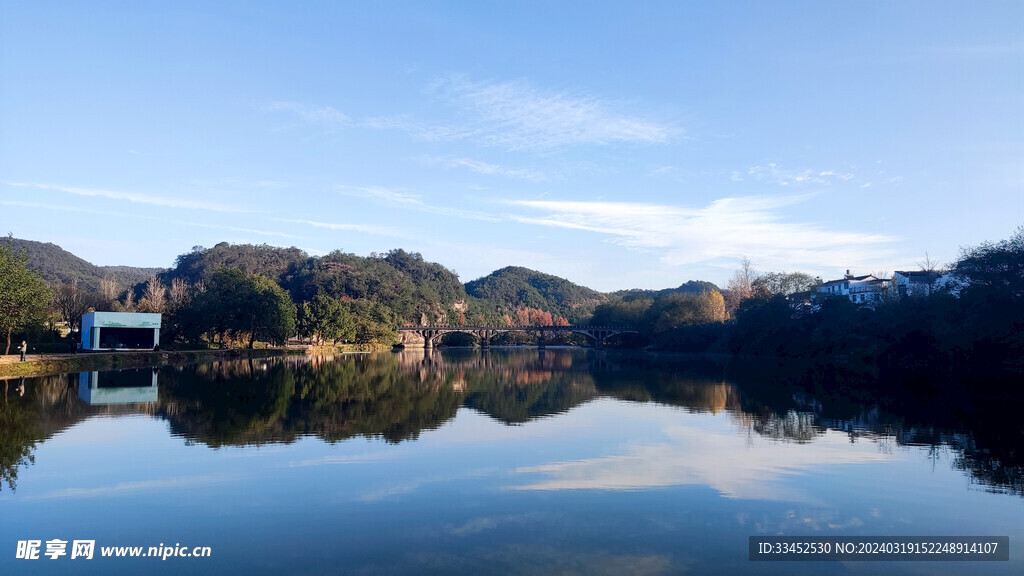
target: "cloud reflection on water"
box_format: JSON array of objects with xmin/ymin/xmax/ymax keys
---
[{"xmin": 511, "ymin": 419, "xmax": 895, "ymax": 500}]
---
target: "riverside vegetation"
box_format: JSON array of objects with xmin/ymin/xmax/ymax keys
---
[{"xmin": 1, "ymin": 227, "xmax": 1023, "ymax": 389}]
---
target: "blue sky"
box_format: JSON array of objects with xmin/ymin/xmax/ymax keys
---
[{"xmin": 1, "ymin": 1, "xmax": 1021, "ymax": 291}]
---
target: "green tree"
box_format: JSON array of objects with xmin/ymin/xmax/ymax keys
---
[
  {"xmin": 350, "ymin": 299, "xmax": 398, "ymax": 344},
  {"xmin": 952, "ymin": 225, "xmax": 1024, "ymax": 301},
  {"xmin": 190, "ymin": 268, "xmax": 248, "ymax": 345},
  {"xmin": 643, "ymin": 291, "xmax": 725, "ymax": 332},
  {"xmin": 244, "ymin": 274, "xmax": 297, "ymax": 348},
  {"xmin": 0, "ymin": 241, "xmax": 53, "ymax": 354},
  {"xmin": 166, "ymin": 268, "xmax": 296, "ymax": 348},
  {"xmin": 300, "ymin": 292, "xmax": 355, "ymax": 344},
  {"xmin": 751, "ymin": 271, "xmax": 821, "ymax": 298},
  {"xmin": 590, "ymin": 298, "xmax": 653, "ymax": 327}
]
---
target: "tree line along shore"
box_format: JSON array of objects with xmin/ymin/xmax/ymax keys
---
[{"xmin": 1, "ymin": 226, "xmax": 1022, "ymax": 388}]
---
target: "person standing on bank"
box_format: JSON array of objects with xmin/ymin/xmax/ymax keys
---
[{"xmin": 19, "ymin": 340, "xmax": 28, "ymax": 362}]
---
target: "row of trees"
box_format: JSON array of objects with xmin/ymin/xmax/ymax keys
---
[
  {"xmin": 49, "ymin": 275, "xmax": 172, "ymax": 336},
  {"xmin": 589, "ymin": 290, "xmax": 727, "ymax": 333},
  {"xmin": 0, "ymin": 240, "xmax": 381, "ymax": 350},
  {"xmin": 587, "ymin": 261, "xmax": 823, "ymax": 338},
  {"xmin": 649, "ymin": 226, "xmax": 1024, "ymax": 384},
  {"xmin": 4, "ymin": 239, "xmax": 658, "ymax": 350},
  {"xmin": 5, "ymin": 226, "xmax": 1022, "ymax": 353},
  {"xmin": 164, "ymin": 269, "xmax": 296, "ymax": 348},
  {"xmin": 722, "ymin": 258, "xmax": 821, "ymax": 313}
]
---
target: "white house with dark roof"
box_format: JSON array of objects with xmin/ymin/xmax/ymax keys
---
[
  {"xmin": 817, "ymin": 270, "xmax": 891, "ymax": 305},
  {"xmin": 893, "ymin": 270, "xmax": 946, "ymax": 297}
]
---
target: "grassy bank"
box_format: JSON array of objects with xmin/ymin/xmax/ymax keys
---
[{"xmin": 0, "ymin": 347, "xmax": 306, "ymax": 380}]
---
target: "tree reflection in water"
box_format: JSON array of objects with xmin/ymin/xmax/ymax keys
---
[{"xmin": 1, "ymin": 349, "xmax": 1021, "ymax": 495}]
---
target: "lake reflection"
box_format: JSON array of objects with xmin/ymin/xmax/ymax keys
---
[{"xmin": 1, "ymin": 349, "xmax": 1022, "ymax": 575}]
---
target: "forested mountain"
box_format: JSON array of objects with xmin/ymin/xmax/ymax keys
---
[
  {"xmin": 281, "ymin": 248, "xmax": 485, "ymax": 326},
  {"xmin": 7, "ymin": 237, "xmax": 732, "ymax": 345},
  {"xmin": 2, "ymin": 237, "xmax": 163, "ymax": 291},
  {"xmin": 7, "ymin": 237, "xmax": 722, "ymax": 330},
  {"xmin": 609, "ymin": 280, "xmax": 720, "ymax": 301},
  {"xmin": 172, "ymin": 247, "xmax": 615, "ymax": 328},
  {"xmin": 165, "ymin": 242, "xmax": 308, "ymax": 284},
  {"xmin": 465, "ymin": 266, "xmax": 608, "ymax": 325}
]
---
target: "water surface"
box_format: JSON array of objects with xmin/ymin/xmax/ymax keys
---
[{"xmin": 2, "ymin": 349, "xmax": 1021, "ymax": 574}]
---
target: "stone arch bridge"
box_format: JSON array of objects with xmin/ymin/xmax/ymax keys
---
[{"xmin": 398, "ymin": 325, "xmax": 639, "ymax": 349}]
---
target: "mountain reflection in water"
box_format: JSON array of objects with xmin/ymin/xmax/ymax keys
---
[{"xmin": 1, "ymin": 349, "xmax": 1022, "ymax": 497}]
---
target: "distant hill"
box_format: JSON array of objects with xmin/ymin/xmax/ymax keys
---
[
  {"xmin": 164, "ymin": 242, "xmax": 309, "ymax": 284},
  {"xmin": 171, "ymin": 247, "xmax": 612, "ymax": 326},
  {"xmin": 464, "ymin": 266, "xmax": 608, "ymax": 325},
  {"xmin": 3, "ymin": 237, "xmax": 164, "ymax": 292},
  {"xmin": 160, "ymin": 243, "xmax": 486, "ymax": 325},
  {"xmin": 7, "ymin": 237, "xmax": 724, "ymax": 327},
  {"xmin": 281, "ymin": 248, "xmax": 481, "ymax": 325},
  {"xmin": 609, "ymin": 280, "xmax": 721, "ymax": 301}
]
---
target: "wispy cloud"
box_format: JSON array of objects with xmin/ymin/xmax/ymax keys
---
[
  {"xmin": 438, "ymin": 76, "xmax": 675, "ymax": 148},
  {"xmin": 4, "ymin": 182, "xmax": 251, "ymax": 213},
  {"xmin": 26, "ymin": 474, "xmax": 233, "ymax": 501},
  {"xmin": 420, "ymin": 155, "xmax": 546, "ymax": 181},
  {"xmin": 259, "ymin": 101, "xmax": 350, "ymax": 131},
  {"xmin": 339, "ymin": 185, "xmax": 501, "ymax": 222},
  {"xmin": 357, "ymin": 482, "xmax": 424, "ymax": 502},
  {"xmin": 511, "ymin": 424, "xmax": 893, "ymax": 500},
  {"xmin": 340, "ymin": 185, "xmax": 423, "ymax": 205},
  {"xmin": 275, "ymin": 217, "xmax": 407, "ymax": 238},
  {"xmin": 363, "ymin": 114, "xmax": 472, "ymax": 141},
  {"xmin": 286, "ymin": 452, "xmax": 394, "ymax": 468},
  {"xmin": 370, "ymin": 76, "xmax": 676, "ymax": 150},
  {"xmin": 507, "ymin": 195, "xmax": 897, "ymax": 271},
  {"xmin": 740, "ymin": 164, "xmax": 854, "ymax": 186},
  {"xmin": 449, "ymin": 517, "xmax": 499, "ymax": 535}
]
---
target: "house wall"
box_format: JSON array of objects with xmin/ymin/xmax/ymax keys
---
[{"xmin": 80, "ymin": 312, "xmax": 162, "ymax": 350}]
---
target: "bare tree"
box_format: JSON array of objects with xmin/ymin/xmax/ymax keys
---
[
  {"xmin": 724, "ymin": 257, "xmax": 758, "ymax": 315},
  {"xmin": 917, "ymin": 252, "xmax": 941, "ymax": 273},
  {"xmin": 119, "ymin": 289, "xmax": 136, "ymax": 312},
  {"xmin": 98, "ymin": 276, "xmax": 119, "ymax": 310},
  {"xmin": 52, "ymin": 280, "xmax": 91, "ymax": 334},
  {"xmin": 914, "ymin": 252, "xmax": 945, "ymax": 296},
  {"xmin": 169, "ymin": 277, "xmax": 189, "ymax": 307},
  {"xmin": 139, "ymin": 276, "xmax": 166, "ymax": 313}
]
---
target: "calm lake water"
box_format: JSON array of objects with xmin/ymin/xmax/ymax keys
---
[{"xmin": 2, "ymin": 349, "xmax": 1022, "ymax": 575}]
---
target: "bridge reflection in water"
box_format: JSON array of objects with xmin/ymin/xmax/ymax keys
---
[{"xmin": 398, "ymin": 325, "xmax": 639, "ymax": 349}]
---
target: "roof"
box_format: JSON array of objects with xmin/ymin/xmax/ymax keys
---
[
  {"xmin": 82, "ymin": 311, "xmax": 162, "ymax": 328},
  {"xmin": 850, "ymin": 279, "xmax": 890, "ymax": 291},
  {"xmin": 894, "ymin": 270, "xmax": 943, "ymax": 281},
  {"xmin": 821, "ymin": 274, "xmax": 878, "ymax": 286}
]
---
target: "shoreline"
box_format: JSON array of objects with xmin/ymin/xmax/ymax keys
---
[
  {"xmin": 0, "ymin": 342, "xmax": 403, "ymax": 379},
  {"xmin": 0, "ymin": 347, "xmax": 306, "ymax": 380}
]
